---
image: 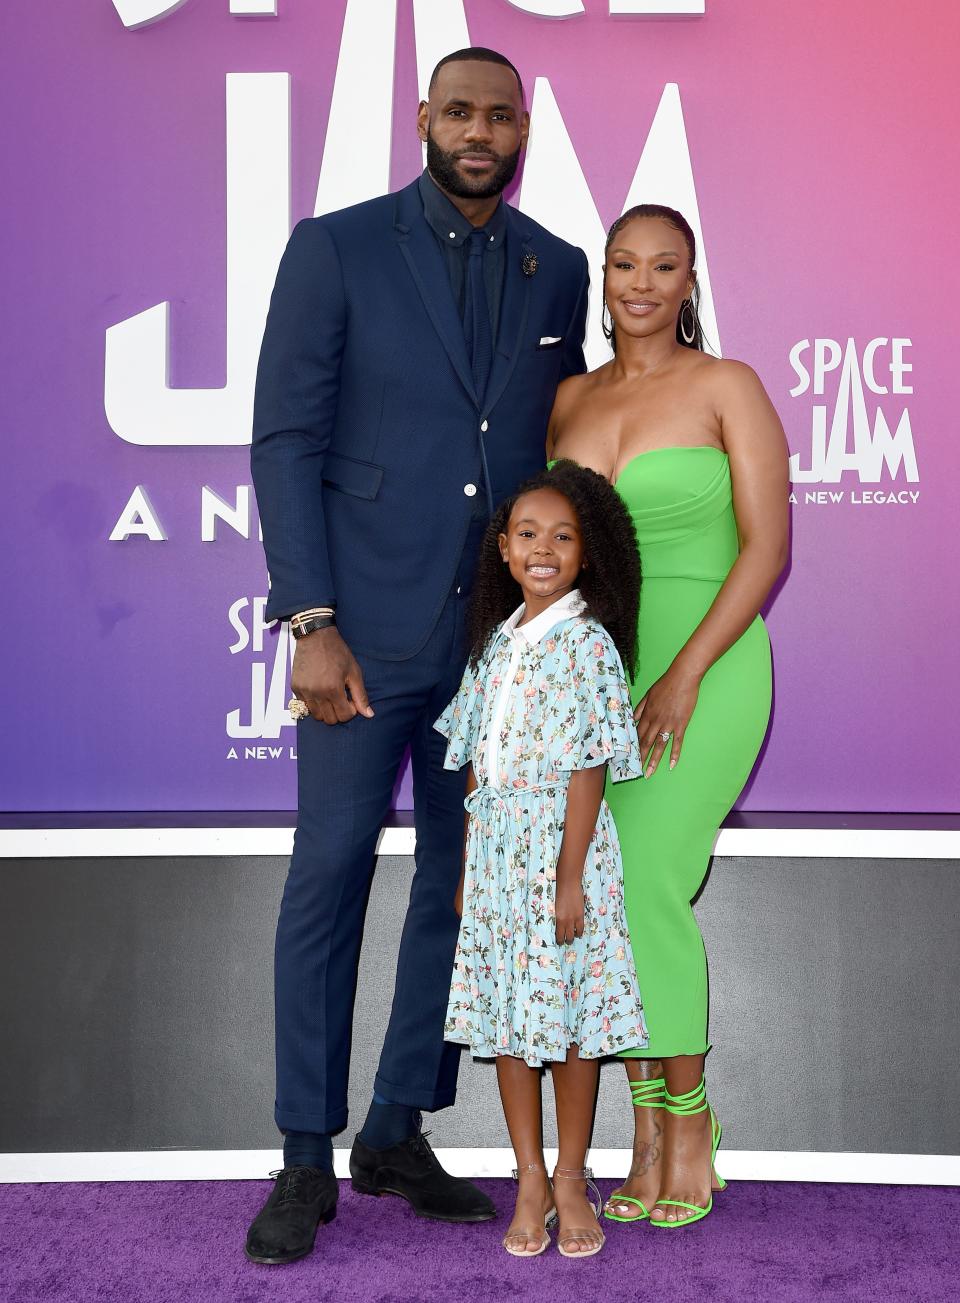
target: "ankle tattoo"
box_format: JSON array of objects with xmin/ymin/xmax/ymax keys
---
[
  {"xmin": 628, "ymin": 1137, "xmax": 662, "ymax": 1180},
  {"xmin": 628, "ymin": 1113, "xmax": 663, "ymax": 1179}
]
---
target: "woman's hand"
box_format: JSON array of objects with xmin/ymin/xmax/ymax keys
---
[
  {"xmin": 555, "ymin": 881, "xmax": 585, "ymax": 945},
  {"xmin": 635, "ymin": 661, "xmax": 702, "ymax": 777},
  {"xmin": 454, "ymin": 867, "xmax": 465, "ymax": 918}
]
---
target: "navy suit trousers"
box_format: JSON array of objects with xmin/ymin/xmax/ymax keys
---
[{"xmin": 274, "ymin": 592, "xmax": 471, "ymax": 1135}]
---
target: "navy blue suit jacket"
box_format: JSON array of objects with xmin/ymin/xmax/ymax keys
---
[{"xmin": 251, "ymin": 177, "xmax": 589, "ymax": 660}]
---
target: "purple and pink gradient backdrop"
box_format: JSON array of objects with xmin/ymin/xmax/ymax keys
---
[{"xmin": 3, "ymin": 0, "xmax": 957, "ymax": 812}]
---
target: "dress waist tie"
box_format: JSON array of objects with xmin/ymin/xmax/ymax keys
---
[{"xmin": 465, "ymin": 780, "xmax": 567, "ymax": 817}]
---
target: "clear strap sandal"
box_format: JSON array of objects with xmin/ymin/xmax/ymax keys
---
[
  {"xmin": 502, "ymin": 1163, "xmax": 557, "ymax": 1258},
  {"xmin": 553, "ymin": 1166, "xmax": 605, "ymax": 1259}
]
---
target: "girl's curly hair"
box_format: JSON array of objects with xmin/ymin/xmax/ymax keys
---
[{"xmin": 467, "ymin": 460, "xmax": 641, "ymax": 676}]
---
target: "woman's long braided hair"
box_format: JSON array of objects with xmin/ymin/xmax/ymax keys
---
[
  {"xmin": 467, "ymin": 460, "xmax": 640, "ymax": 676},
  {"xmin": 602, "ymin": 203, "xmax": 708, "ymax": 353}
]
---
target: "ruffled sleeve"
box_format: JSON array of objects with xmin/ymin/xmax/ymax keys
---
[
  {"xmin": 555, "ymin": 622, "xmax": 642, "ymax": 783},
  {"xmin": 433, "ymin": 655, "xmax": 488, "ymax": 771}
]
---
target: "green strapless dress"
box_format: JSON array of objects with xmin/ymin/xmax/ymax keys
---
[{"xmin": 605, "ymin": 447, "xmax": 772, "ymax": 1058}]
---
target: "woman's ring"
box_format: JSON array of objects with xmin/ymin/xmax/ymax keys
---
[
  {"xmin": 288, "ymin": 698, "xmax": 310, "ymax": 721},
  {"xmin": 659, "ymin": 730, "xmax": 671, "ymax": 742}
]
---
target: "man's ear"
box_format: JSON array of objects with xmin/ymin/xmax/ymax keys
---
[
  {"xmin": 417, "ymin": 100, "xmax": 429, "ymax": 144},
  {"xmin": 519, "ymin": 110, "xmax": 530, "ymax": 150}
]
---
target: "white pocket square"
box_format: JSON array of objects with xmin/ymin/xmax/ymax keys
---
[{"xmin": 539, "ymin": 336, "xmax": 562, "ymax": 346}]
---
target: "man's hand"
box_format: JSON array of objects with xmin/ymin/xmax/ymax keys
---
[{"xmin": 290, "ymin": 625, "xmax": 374, "ymax": 725}]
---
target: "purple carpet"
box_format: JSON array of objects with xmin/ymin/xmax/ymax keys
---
[{"xmin": 2, "ymin": 1179, "xmax": 958, "ymax": 1303}]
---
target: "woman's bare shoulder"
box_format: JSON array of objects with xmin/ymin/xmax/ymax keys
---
[
  {"xmin": 699, "ymin": 357, "xmax": 784, "ymax": 457},
  {"xmin": 678, "ymin": 354, "xmax": 770, "ymax": 421},
  {"xmin": 554, "ymin": 366, "xmax": 604, "ymax": 407},
  {"xmin": 557, "ymin": 364, "xmax": 618, "ymax": 417},
  {"xmin": 548, "ymin": 365, "xmax": 613, "ymax": 458},
  {"xmin": 695, "ymin": 354, "xmax": 765, "ymax": 393}
]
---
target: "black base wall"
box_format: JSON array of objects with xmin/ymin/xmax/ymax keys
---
[{"xmin": 2, "ymin": 854, "xmax": 958, "ymax": 1155}]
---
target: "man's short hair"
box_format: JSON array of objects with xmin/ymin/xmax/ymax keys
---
[{"xmin": 428, "ymin": 47, "xmax": 525, "ymax": 104}]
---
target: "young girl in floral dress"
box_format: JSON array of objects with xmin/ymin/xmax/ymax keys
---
[{"xmin": 435, "ymin": 461, "xmax": 647, "ymax": 1261}]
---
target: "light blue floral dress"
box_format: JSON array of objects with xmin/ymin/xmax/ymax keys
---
[{"xmin": 434, "ymin": 593, "xmax": 648, "ymax": 1066}]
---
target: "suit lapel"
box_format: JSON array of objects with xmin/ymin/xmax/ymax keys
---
[
  {"xmin": 482, "ymin": 211, "xmax": 533, "ymax": 418},
  {"xmin": 394, "ymin": 183, "xmax": 478, "ymax": 408}
]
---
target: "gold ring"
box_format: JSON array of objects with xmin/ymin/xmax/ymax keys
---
[{"xmin": 288, "ymin": 698, "xmax": 310, "ymax": 721}]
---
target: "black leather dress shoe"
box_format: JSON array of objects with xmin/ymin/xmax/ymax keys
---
[
  {"xmin": 349, "ymin": 1129, "xmax": 496, "ymax": 1222},
  {"xmin": 244, "ymin": 1166, "xmax": 338, "ymax": 1265}
]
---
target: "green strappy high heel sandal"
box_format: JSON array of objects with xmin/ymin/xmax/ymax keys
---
[
  {"xmin": 649, "ymin": 1076, "xmax": 725, "ymax": 1230},
  {"xmin": 603, "ymin": 1076, "xmax": 665, "ymax": 1223}
]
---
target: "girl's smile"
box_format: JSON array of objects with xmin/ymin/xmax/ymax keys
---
[{"xmin": 499, "ymin": 487, "xmax": 585, "ymax": 619}]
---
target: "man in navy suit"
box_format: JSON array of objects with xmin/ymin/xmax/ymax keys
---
[{"xmin": 246, "ymin": 47, "xmax": 588, "ymax": 1263}]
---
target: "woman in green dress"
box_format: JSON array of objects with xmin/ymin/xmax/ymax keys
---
[{"xmin": 548, "ymin": 205, "xmax": 788, "ymax": 1228}]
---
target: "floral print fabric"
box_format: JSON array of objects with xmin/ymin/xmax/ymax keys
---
[{"xmin": 434, "ymin": 613, "xmax": 648, "ymax": 1066}]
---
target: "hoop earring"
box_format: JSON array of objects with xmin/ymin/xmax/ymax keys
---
[
  {"xmin": 680, "ymin": 298, "xmax": 697, "ymax": 345},
  {"xmin": 601, "ymin": 302, "xmax": 614, "ymax": 342}
]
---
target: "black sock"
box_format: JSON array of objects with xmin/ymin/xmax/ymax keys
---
[
  {"xmin": 282, "ymin": 1129, "xmax": 334, "ymax": 1172},
  {"xmin": 357, "ymin": 1100, "xmax": 421, "ymax": 1150}
]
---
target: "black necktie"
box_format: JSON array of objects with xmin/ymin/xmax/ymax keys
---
[{"xmin": 464, "ymin": 228, "xmax": 493, "ymax": 404}]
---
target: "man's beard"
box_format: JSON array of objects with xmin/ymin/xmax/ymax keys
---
[{"xmin": 426, "ymin": 131, "xmax": 521, "ymax": 200}]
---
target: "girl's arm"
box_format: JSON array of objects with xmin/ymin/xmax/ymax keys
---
[
  {"xmin": 637, "ymin": 362, "xmax": 789, "ymax": 776},
  {"xmin": 454, "ymin": 763, "xmax": 478, "ymax": 917},
  {"xmin": 554, "ymin": 765, "xmax": 607, "ymax": 943}
]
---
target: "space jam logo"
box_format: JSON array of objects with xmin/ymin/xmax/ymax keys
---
[
  {"xmin": 225, "ymin": 596, "xmax": 296, "ymax": 753},
  {"xmin": 788, "ymin": 338, "xmax": 919, "ymax": 505},
  {"xmin": 104, "ymin": 0, "xmax": 716, "ymax": 456},
  {"xmin": 110, "ymin": 1, "xmax": 703, "ymax": 34}
]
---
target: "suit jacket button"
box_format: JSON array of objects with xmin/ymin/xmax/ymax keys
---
[
  {"xmin": 463, "ymin": 483, "xmax": 478, "ymax": 497},
  {"xmin": 480, "ymin": 419, "xmax": 488, "ymax": 432}
]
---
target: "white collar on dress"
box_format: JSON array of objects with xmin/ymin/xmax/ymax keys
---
[{"xmin": 500, "ymin": 588, "xmax": 586, "ymax": 647}]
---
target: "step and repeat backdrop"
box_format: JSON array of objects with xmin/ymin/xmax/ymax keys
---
[{"xmin": 3, "ymin": 0, "xmax": 957, "ymax": 813}]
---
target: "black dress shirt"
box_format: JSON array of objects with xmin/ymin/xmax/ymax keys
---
[
  {"xmin": 418, "ymin": 169, "xmax": 506, "ymax": 351},
  {"xmin": 418, "ymin": 170, "xmax": 507, "ymax": 583}
]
